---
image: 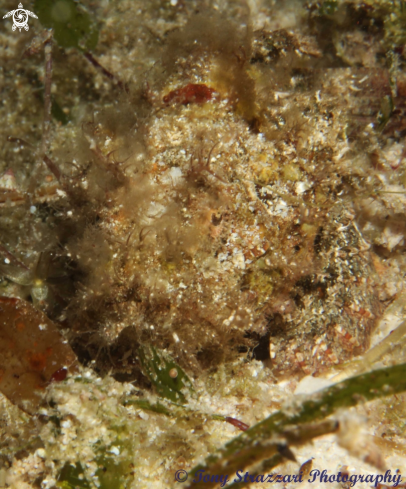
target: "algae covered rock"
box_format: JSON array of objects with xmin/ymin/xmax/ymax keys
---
[{"xmin": 0, "ymin": 1, "xmax": 387, "ymax": 383}]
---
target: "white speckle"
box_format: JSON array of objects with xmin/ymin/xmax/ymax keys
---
[
  {"xmin": 274, "ymin": 91, "xmax": 291, "ymax": 101},
  {"xmin": 168, "ymin": 166, "xmax": 183, "ymax": 184},
  {"xmin": 30, "ymin": 205, "xmax": 37, "ymax": 214},
  {"xmin": 35, "ymin": 448, "xmax": 46, "ymax": 458},
  {"xmin": 4, "ymin": 258, "xmax": 10, "ymax": 264},
  {"xmin": 217, "ymin": 252, "xmax": 228, "ymax": 262},
  {"xmin": 232, "ymin": 252, "xmax": 245, "ymax": 270},
  {"xmin": 223, "ymin": 310, "xmax": 236, "ymax": 327},
  {"xmin": 139, "ymin": 411, "xmax": 149, "ymax": 420},
  {"xmin": 173, "ymin": 332, "xmax": 180, "ymax": 342},
  {"xmin": 38, "ymin": 323, "xmax": 47, "ymax": 331},
  {"xmin": 0, "ymin": 169, "xmax": 17, "ymax": 190},
  {"xmin": 61, "ymin": 419, "xmax": 72, "ymax": 429},
  {"xmin": 159, "ymin": 166, "xmax": 183, "ymax": 185},
  {"xmin": 267, "ymin": 199, "xmax": 290, "ymax": 218},
  {"xmin": 295, "ymin": 352, "xmax": 304, "ymax": 362},
  {"xmin": 380, "ymin": 226, "xmax": 404, "ymax": 251},
  {"xmin": 145, "ymin": 201, "xmax": 166, "ymax": 220},
  {"xmin": 109, "ymin": 446, "xmax": 120, "ymax": 456},
  {"xmin": 294, "ymin": 375, "xmax": 333, "ymax": 395},
  {"xmin": 295, "ymin": 181, "xmax": 310, "ymax": 194}
]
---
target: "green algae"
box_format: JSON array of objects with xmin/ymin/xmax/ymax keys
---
[
  {"xmin": 186, "ymin": 363, "xmax": 406, "ymax": 489},
  {"xmin": 34, "ymin": 0, "xmax": 98, "ymax": 50},
  {"xmin": 57, "ymin": 462, "xmax": 91, "ymax": 489},
  {"xmin": 138, "ymin": 346, "xmax": 195, "ymax": 404}
]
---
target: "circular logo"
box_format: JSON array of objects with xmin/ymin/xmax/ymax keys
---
[
  {"xmin": 13, "ymin": 9, "xmax": 28, "ymax": 30},
  {"xmin": 175, "ymin": 470, "xmax": 188, "ymax": 482},
  {"xmin": 3, "ymin": 4, "xmax": 38, "ymax": 33}
]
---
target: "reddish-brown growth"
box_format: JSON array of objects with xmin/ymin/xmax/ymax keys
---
[
  {"xmin": 225, "ymin": 416, "xmax": 249, "ymax": 431},
  {"xmin": 28, "ymin": 351, "xmax": 49, "ymax": 371},
  {"xmin": 163, "ymin": 83, "xmax": 216, "ymax": 105},
  {"xmin": 50, "ymin": 367, "xmax": 68, "ymax": 382},
  {"xmin": 0, "ymin": 297, "xmax": 78, "ymax": 413}
]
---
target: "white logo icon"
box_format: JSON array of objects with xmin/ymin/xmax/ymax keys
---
[{"xmin": 3, "ymin": 3, "xmax": 38, "ymax": 32}]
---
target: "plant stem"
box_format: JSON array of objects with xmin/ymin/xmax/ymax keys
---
[{"xmin": 184, "ymin": 363, "xmax": 406, "ymax": 489}]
